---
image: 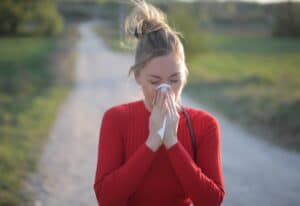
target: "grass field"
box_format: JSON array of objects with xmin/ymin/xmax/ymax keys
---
[
  {"xmin": 185, "ymin": 34, "xmax": 300, "ymax": 151},
  {"xmin": 0, "ymin": 28, "xmax": 76, "ymax": 205}
]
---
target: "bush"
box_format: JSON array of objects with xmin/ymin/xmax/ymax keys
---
[
  {"xmin": 166, "ymin": 3, "xmax": 207, "ymax": 60},
  {"xmin": 0, "ymin": 0, "xmax": 64, "ymax": 36},
  {"xmin": 29, "ymin": 1, "xmax": 64, "ymax": 36},
  {"xmin": 272, "ymin": 2, "xmax": 300, "ymax": 37}
]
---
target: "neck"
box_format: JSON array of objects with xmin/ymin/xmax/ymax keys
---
[{"xmin": 143, "ymin": 99, "xmax": 152, "ymax": 112}]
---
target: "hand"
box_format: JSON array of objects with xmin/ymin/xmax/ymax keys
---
[
  {"xmin": 146, "ymin": 89, "xmax": 168, "ymax": 152},
  {"xmin": 163, "ymin": 90, "xmax": 179, "ymax": 149}
]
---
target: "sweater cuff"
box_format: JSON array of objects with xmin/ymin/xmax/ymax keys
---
[
  {"xmin": 166, "ymin": 141, "xmax": 195, "ymax": 165},
  {"xmin": 143, "ymin": 142, "xmax": 157, "ymax": 157},
  {"xmin": 166, "ymin": 141, "xmax": 180, "ymax": 152}
]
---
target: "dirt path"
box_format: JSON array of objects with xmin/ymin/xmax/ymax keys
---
[{"xmin": 24, "ymin": 21, "xmax": 300, "ymax": 206}]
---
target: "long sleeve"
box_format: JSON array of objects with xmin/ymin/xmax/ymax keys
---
[
  {"xmin": 93, "ymin": 108, "xmax": 157, "ymax": 206},
  {"xmin": 166, "ymin": 114, "xmax": 225, "ymax": 206}
]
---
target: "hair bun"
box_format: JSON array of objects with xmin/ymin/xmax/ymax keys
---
[
  {"xmin": 125, "ymin": 1, "xmax": 170, "ymax": 40},
  {"xmin": 133, "ymin": 20, "xmax": 166, "ymax": 39}
]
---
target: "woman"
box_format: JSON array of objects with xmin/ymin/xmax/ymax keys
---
[{"xmin": 93, "ymin": 1, "xmax": 225, "ymax": 205}]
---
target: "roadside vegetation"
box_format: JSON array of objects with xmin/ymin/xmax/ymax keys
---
[{"xmin": 0, "ymin": 1, "xmax": 78, "ymax": 205}]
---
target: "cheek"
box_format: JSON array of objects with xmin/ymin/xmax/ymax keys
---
[
  {"xmin": 142, "ymin": 84, "xmax": 156, "ymax": 99},
  {"xmin": 171, "ymin": 84, "xmax": 183, "ymax": 100},
  {"xmin": 171, "ymin": 84, "xmax": 181, "ymax": 94}
]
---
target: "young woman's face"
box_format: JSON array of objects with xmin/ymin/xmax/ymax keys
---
[{"xmin": 135, "ymin": 52, "xmax": 185, "ymax": 111}]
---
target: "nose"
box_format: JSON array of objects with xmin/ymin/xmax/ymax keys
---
[{"xmin": 156, "ymin": 83, "xmax": 171, "ymax": 92}]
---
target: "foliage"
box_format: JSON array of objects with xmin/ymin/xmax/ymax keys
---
[
  {"xmin": 166, "ymin": 3, "xmax": 208, "ymax": 60},
  {"xmin": 0, "ymin": 25, "xmax": 77, "ymax": 205},
  {"xmin": 0, "ymin": 0, "xmax": 63, "ymax": 36},
  {"xmin": 272, "ymin": 2, "xmax": 300, "ymax": 37}
]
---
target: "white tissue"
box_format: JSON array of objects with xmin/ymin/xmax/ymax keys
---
[
  {"xmin": 156, "ymin": 83, "xmax": 171, "ymax": 140},
  {"xmin": 156, "ymin": 83, "xmax": 171, "ymax": 92},
  {"xmin": 157, "ymin": 117, "xmax": 167, "ymax": 140}
]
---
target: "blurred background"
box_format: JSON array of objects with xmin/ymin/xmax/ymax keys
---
[{"xmin": 0, "ymin": 0, "xmax": 299, "ymax": 205}]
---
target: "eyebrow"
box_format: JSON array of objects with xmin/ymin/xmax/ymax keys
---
[{"xmin": 148, "ymin": 72, "xmax": 180, "ymax": 79}]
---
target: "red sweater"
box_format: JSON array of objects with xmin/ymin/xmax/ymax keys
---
[{"xmin": 94, "ymin": 99, "xmax": 225, "ymax": 206}]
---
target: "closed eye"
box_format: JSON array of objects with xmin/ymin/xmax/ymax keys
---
[
  {"xmin": 150, "ymin": 81, "xmax": 160, "ymax": 85},
  {"xmin": 170, "ymin": 80, "xmax": 178, "ymax": 83},
  {"xmin": 150, "ymin": 80, "xmax": 179, "ymax": 85}
]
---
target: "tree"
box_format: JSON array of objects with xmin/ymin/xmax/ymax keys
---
[
  {"xmin": 0, "ymin": 0, "xmax": 63, "ymax": 36},
  {"xmin": 167, "ymin": 3, "xmax": 207, "ymax": 60},
  {"xmin": 272, "ymin": 2, "xmax": 300, "ymax": 38},
  {"xmin": 0, "ymin": 0, "xmax": 30, "ymax": 34}
]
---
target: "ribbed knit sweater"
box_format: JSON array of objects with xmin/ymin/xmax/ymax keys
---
[{"xmin": 94, "ymin": 99, "xmax": 225, "ymax": 206}]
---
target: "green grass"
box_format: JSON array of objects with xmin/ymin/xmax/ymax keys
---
[
  {"xmin": 0, "ymin": 87, "xmax": 69, "ymax": 205},
  {"xmin": 0, "ymin": 38, "xmax": 54, "ymax": 61},
  {"xmin": 186, "ymin": 34, "xmax": 300, "ymax": 151},
  {"xmin": 0, "ymin": 37, "xmax": 55, "ymax": 98},
  {"xmin": 0, "ymin": 31, "xmax": 76, "ymax": 205},
  {"xmin": 203, "ymin": 34, "xmax": 300, "ymax": 53}
]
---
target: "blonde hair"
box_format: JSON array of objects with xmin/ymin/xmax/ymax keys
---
[{"xmin": 124, "ymin": 0, "xmax": 189, "ymax": 85}]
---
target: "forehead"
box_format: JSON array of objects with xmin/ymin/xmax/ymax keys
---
[{"xmin": 142, "ymin": 53, "xmax": 182, "ymax": 77}]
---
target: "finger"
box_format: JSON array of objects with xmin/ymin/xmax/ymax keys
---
[
  {"xmin": 161, "ymin": 91, "xmax": 169, "ymax": 114},
  {"xmin": 155, "ymin": 89, "xmax": 161, "ymax": 107},
  {"xmin": 152, "ymin": 91, "xmax": 157, "ymax": 106},
  {"xmin": 165, "ymin": 92, "xmax": 174, "ymax": 117},
  {"xmin": 158, "ymin": 89, "xmax": 165, "ymax": 111},
  {"xmin": 170, "ymin": 91, "xmax": 180, "ymax": 115},
  {"xmin": 154, "ymin": 89, "xmax": 160, "ymax": 106},
  {"xmin": 165, "ymin": 94, "xmax": 175, "ymax": 124},
  {"xmin": 162, "ymin": 91, "xmax": 168, "ymax": 114},
  {"xmin": 168, "ymin": 103, "xmax": 175, "ymax": 121},
  {"xmin": 166, "ymin": 91, "xmax": 177, "ymax": 117}
]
